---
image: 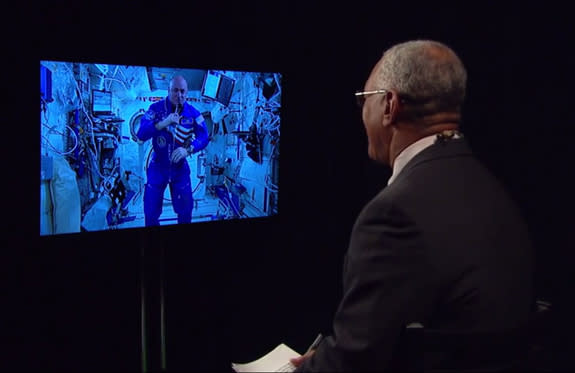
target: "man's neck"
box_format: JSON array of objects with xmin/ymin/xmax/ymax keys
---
[{"xmin": 389, "ymin": 113, "xmax": 460, "ymax": 167}]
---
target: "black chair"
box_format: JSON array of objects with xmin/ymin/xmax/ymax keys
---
[{"xmin": 389, "ymin": 300, "xmax": 553, "ymax": 372}]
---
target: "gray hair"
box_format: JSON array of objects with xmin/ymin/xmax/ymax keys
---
[{"xmin": 375, "ymin": 40, "xmax": 467, "ymax": 118}]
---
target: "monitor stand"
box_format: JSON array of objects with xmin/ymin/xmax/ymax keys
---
[{"xmin": 140, "ymin": 230, "xmax": 167, "ymax": 372}]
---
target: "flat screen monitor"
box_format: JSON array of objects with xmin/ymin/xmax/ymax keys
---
[
  {"xmin": 201, "ymin": 70, "xmax": 236, "ymax": 106},
  {"xmin": 40, "ymin": 60, "xmax": 282, "ymax": 236},
  {"xmin": 92, "ymin": 89, "xmax": 113, "ymax": 115}
]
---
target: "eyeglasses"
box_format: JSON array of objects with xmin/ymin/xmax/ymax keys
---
[{"xmin": 355, "ymin": 89, "xmax": 388, "ymax": 108}]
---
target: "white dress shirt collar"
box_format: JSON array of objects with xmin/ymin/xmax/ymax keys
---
[{"xmin": 387, "ymin": 134, "xmax": 438, "ymax": 186}]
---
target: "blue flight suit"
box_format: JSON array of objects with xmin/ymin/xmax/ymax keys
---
[{"xmin": 137, "ymin": 98, "xmax": 209, "ymax": 226}]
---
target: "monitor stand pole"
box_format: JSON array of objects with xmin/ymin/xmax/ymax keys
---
[
  {"xmin": 159, "ymin": 238, "xmax": 167, "ymax": 371},
  {"xmin": 139, "ymin": 233, "xmax": 148, "ymax": 373},
  {"xmin": 140, "ymin": 230, "xmax": 168, "ymax": 372}
]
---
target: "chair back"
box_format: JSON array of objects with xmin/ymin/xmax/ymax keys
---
[{"xmin": 389, "ymin": 300, "xmax": 552, "ymax": 372}]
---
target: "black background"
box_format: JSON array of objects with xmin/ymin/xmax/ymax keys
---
[{"xmin": 5, "ymin": 3, "xmax": 574, "ymax": 371}]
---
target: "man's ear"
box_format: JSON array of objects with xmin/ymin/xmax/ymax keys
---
[{"xmin": 381, "ymin": 90, "xmax": 397, "ymax": 127}]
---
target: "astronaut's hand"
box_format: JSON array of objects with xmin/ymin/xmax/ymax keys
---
[
  {"xmin": 171, "ymin": 147, "xmax": 188, "ymax": 163},
  {"xmin": 156, "ymin": 113, "xmax": 180, "ymax": 130}
]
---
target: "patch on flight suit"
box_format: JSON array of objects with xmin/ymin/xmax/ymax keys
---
[
  {"xmin": 144, "ymin": 110, "xmax": 155, "ymax": 120},
  {"xmin": 156, "ymin": 135, "xmax": 167, "ymax": 148}
]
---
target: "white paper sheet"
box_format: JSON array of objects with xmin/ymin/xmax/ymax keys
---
[{"xmin": 231, "ymin": 343, "xmax": 301, "ymax": 372}]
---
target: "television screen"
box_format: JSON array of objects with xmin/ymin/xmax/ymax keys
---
[{"xmin": 40, "ymin": 61, "xmax": 281, "ymax": 236}]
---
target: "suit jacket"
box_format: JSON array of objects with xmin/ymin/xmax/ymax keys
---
[{"xmin": 297, "ymin": 137, "xmax": 535, "ymax": 371}]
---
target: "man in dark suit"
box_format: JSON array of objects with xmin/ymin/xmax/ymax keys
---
[{"xmin": 292, "ymin": 40, "xmax": 535, "ymax": 371}]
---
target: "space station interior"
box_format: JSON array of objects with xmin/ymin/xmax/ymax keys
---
[{"xmin": 40, "ymin": 62, "xmax": 281, "ymax": 235}]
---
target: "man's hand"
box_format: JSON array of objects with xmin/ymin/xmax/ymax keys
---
[
  {"xmin": 289, "ymin": 350, "xmax": 315, "ymax": 369},
  {"xmin": 170, "ymin": 147, "xmax": 188, "ymax": 163},
  {"xmin": 156, "ymin": 113, "xmax": 180, "ymax": 130}
]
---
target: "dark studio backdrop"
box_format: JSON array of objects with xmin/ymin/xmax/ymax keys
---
[{"xmin": 5, "ymin": 3, "xmax": 574, "ymax": 371}]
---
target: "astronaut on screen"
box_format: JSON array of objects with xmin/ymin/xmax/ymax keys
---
[{"xmin": 136, "ymin": 75, "xmax": 209, "ymax": 226}]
